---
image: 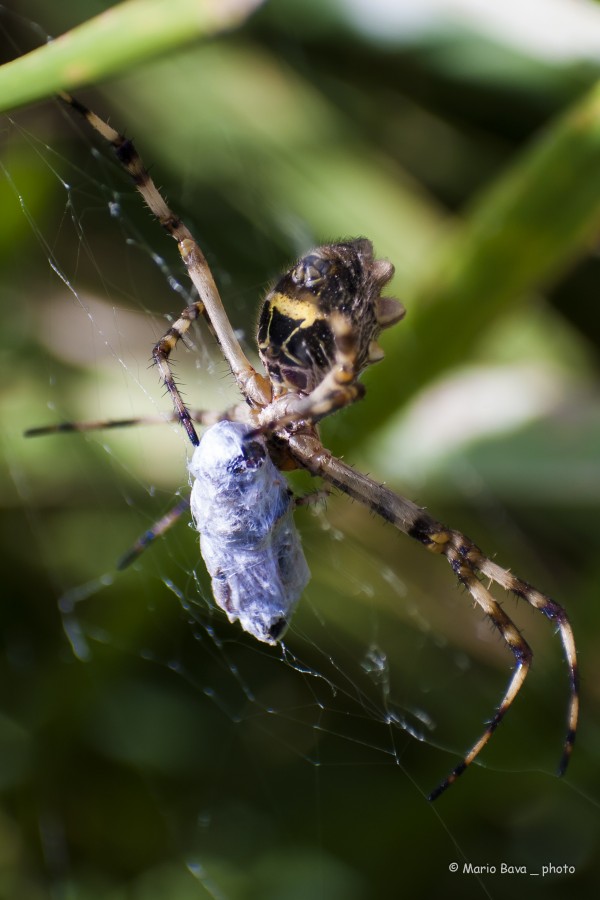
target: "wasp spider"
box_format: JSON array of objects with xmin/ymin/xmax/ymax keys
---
[{"xmin": 27, "ymin": 91, "xmax": 579, "ymax": 801}]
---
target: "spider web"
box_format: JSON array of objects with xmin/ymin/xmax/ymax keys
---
[{"xmin": 1, "ymin": 7, "xmax": 597, "ymax": 900}]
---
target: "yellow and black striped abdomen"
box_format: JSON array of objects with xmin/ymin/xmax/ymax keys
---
[
  {"xmin": 257, "ymin": 239, "xmax": 402, "ymax": 396},
  {"xmin": 258, "ymin": 290, "xmax": 335, "ymax": 393}
]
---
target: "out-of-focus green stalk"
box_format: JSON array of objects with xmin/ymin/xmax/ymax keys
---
[
  {"xmin": 0, "ymin": 0, "xmax": 263, "ymax": 114},
  {"xmin": 350, "ymin": 79, "xmax": 600, "ymax": 446}
]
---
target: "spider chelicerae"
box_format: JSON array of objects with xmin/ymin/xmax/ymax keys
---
[{"xmin": 27, "ymin": 91, "xmax": 579, "ymax": 801}]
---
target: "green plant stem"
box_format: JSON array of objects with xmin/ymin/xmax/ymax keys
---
[{"xmin": 0, "ymin": 0, "xmax": 263, "ymax": 114}]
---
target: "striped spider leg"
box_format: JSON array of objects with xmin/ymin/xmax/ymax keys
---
[
  {"xmin": 32, "ymin": 90, "xmax": 579, "ymax": 797},
  {"xmin": 287, "ymin": 431, "xmax": 579, "ymax": 800},
  {"xmin": 59, "ymin": 92, "xmax": 272, "ymax": 447}
]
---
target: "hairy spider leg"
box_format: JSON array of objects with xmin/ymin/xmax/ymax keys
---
[
  {"xmin": 24, "ymin": 406, "xmax": 245, "ymax": 438},
  {"xmin": 255, "ymin": 312, "xmax": 366, "ymax": 437},
  {"xmin": 60, "ymin": 92, "xmax": 271, "ymax": 446},
  {"xmin": 287, "ymin": 432, "xmax": 579, "ymax": 800},
  {"xmin": 117, "ymin": 497, "xmax": 190, "ymax": 570}
]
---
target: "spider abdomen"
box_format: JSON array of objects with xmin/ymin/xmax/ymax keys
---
[{"xmin": 257, "ymin": 239, "xmax": 402, "ymax": 395}]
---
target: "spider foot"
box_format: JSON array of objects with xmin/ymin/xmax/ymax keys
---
[{"xmin": 428, "ymin": 762, "xmax": 467, "ymax": 802}]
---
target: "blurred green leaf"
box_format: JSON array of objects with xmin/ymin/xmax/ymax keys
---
[
  {"xmin": 0, "ymin": 0, "xmax": 264, "ymax": 113},
  {"xmin": 346, "ymin": 77, "xmax": 600, "ymax": 448}
]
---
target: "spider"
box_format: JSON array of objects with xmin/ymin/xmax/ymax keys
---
[{"xmin": 26, "ymin": 91, "xmax": 579, "ymax": 801}]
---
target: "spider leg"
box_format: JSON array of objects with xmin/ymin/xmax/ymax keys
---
[
  {"xmin": 286, "ymin": 312, "xmax": 364, "ymax": 422},
  {"xmin": 117, "ymin": 497, "xmax": 190, "ymax": 570},
  {"xmin": 426, "ymin": 560, "xmax": 532, "ymax": 801},
  {"xmin": 287, "ymin": 433, "xmax": 579, "ymax": 798},
  {"xmin": 60, "ymin": 92, "xmax": 271, "ymax": 445},
  {"xmin": 24, "ymin": 407, "xmax": 247, "ymax": 438},
  {"xmin": 469, "ymin": 553, "xmax": 579, "ymax": 776},
  {"xmin": 257, "ymin": 312, "xmax": 364, "ymax": 436}
]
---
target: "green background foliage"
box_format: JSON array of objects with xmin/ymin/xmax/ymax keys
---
[{"xmin": 1, "ymin": 1, "xmax": 600, "ymax": 898}]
